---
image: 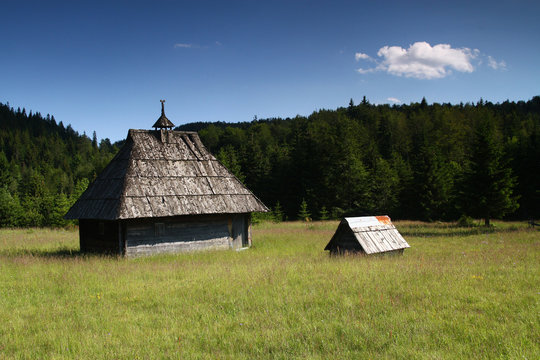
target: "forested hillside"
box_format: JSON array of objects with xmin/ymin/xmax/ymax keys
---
[
  {"xmin": 1, "ymin": 97, "xmax": 539, "ymax": 227},
  {"xmin": 184, "ymin": 97, "xmax": 540, "ymax": 223},
  {"xmin": 0, "ymin": 103, "xmax": 121, "ymax": 226}
]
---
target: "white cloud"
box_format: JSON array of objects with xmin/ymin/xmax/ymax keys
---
[
  {"xmin": 355, "ymin": 41, "xmax": 480, "ymax": 79},
  {"xmin": 377, "ymin": 42, "xmax": 476, "ymax": 79},
  {"xmin": 356, "ymin": 67, "xmax": 376, "ymax": 74},
  {"xmin": 387, "ymin": 97, "xmax": 401, "ymax": 104},
  {"xmin": 174, "ymin": 43, "xmax": 193, "ymax": 48},
  {"xmin": 355, "ymin": 52, "xmax": 371, "ymax": 61},
  {"xmin": 487, "ymin": 56, "xmax": 507, "ymax": 70}
]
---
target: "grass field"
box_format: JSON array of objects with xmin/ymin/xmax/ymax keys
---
[{"xmin": 0, "ymin": 221, "xmax": 538, "ymax": 359}]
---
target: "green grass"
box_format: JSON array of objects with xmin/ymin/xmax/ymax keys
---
[{"xmin": 0, "ymin": 221, "xmax": 538, "ymax": 359}]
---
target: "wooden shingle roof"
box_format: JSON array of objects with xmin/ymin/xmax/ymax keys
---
[
  {"xmin": 65, "ymin": 129, "xmax": 268, "ymax": 220},
  {"xmin": 325, "ymin": 216, "xmax": 410, "ymax": 254}
]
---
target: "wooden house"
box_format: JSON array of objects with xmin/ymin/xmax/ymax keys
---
[
  {"xmin": 325, "ymin": 216, "xmax": 409, "ymax": 255},
  {"xmin": 65, "ymin": 101, "xmax": 268, "ymax": 256}
]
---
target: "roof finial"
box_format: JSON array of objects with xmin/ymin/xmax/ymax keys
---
[{"xmin": 153, "ymin": 99, "xmax": 175, "ymax": 130}]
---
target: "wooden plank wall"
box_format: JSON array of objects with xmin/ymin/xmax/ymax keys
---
[
  {"xmin": 328, "ymin": 226, "xmax": 362, "ymax": 254},
  {"xmin": 124, "ymin": 214, "xmax": 246, "ymax": 257}
]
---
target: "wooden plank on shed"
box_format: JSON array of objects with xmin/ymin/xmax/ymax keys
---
[{"xmin": 327, "ymin": 216, "xmax": 409, "ymax": 255}]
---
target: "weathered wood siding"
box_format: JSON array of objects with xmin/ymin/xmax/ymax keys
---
[
  {"xmin": 325, "ymin": 216, "xmax": 409, "ymax": 255},
  {"xmin": 353, "ymin": 224, "xmax": 406, "ymax": 254},
  {"xmin": 328, "ymin": 227, "xmax": 363, "ymax": 254},
  {"xmin": 231, "ymin": 214, "xmax": 248, "ymax": 249},
  {"xmin": 79, "ymin": 219, "xmax": 120, "ymax": 254},
  {"xmin": 124, "ymin": 214, "xmax": 251, "ymax": 257}
]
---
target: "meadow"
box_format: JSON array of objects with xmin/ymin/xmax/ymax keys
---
[{"xmin": 0, "ymin": 221, "xmax": 538, "ymax": 359}]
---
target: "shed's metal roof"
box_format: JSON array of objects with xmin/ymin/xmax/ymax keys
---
[
  {"xmin": 325, "ymin": 216, "xmax": 410, "ymax": 254},
  {"xmin": 65, "ymin": 129, "xmax": 268, "ymax": 220}
]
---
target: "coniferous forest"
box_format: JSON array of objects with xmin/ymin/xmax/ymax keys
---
[
  {"xmin": 0, "ymin": 103, "xmax": 122, "ymax": 227},
  {"xmin": 1, "ymin": 97, "xmax": 539, "ymax": 227}
]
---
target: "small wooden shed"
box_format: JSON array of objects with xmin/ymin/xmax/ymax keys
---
[
  {"xmin": 65, "ymin": 101, "xmax": 268, "ymax": 256},
  {"xmin": 325, "ymin": 216, "xmax": 409, "ymax": 255}
]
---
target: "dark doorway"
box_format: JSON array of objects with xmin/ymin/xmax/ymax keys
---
[{"xmin": 232, "ymin": 215, "xmax": 247, "ymax": 249}]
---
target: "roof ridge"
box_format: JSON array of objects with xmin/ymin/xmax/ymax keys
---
[{"xmin": 129, "ymin": 129, "xmax": 197, "ymax": 134}]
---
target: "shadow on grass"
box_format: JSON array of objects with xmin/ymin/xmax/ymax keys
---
[
  {"xmin": 0, "ymin": 247, "xmax": 121, "ymax": 259},
  {"xmin": 399, "ymin": 224, "xmax": 530, "ymax": 238}
]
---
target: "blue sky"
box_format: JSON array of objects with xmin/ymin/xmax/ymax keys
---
[{"xmin": 1, "ymin": 0, "xmax": 539, "ymax": 142}]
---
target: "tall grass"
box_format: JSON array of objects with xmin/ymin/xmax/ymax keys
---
[{"xmin": 0, "ymin": 221, "xmax": 538, "ymax": 359}]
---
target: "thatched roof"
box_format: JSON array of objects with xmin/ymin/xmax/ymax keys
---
[{"xmin": 65, "ymin": 129, "xmax": 268, "ymax": 220}]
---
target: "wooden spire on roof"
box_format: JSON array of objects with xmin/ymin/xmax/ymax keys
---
[{"xmin": 152, "ymin": 99, "xmax": 175, "ymax": 130}]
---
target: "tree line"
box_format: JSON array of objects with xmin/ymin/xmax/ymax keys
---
[
  {"xmin": 185, "ymin": 97, "xmax": 539, "ymax": 225},
  {"xmin": 1, "ymin": 97, "xmax": 539, "ymax": 227},
  {"xmin": 0, "ymin": 102, "xmax": 121, "ymax": 227}
]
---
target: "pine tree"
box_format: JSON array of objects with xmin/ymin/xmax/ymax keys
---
[
  {"xmin": 19, "ymin": 195, "xmax": 44, "ymax": 227},
  {"xmin": 50, "ymin": 192, "xmax": 70, "ymax": 227},
  {"xmin": 71, "ymin": 178, "xmax": 89, "ymax": 205},
  {"xmin": 319, "ymin": 206, "xmax": 329, "ymax": 220},
  {"xmin": 0, "ymin": 187, "xmax": 23, "ymax": 227},
  {"xmin": 361, "ymin": 96, "xmax": 369, "ymax": 105},
  {"xmin": 0, "ymin": 151, "xmax": 10, "ymax": 187},
  {"xmin": 461, "ymin": 119, "xmax": 519, "ymax": 226},
  {"xmin": 297, "ymin": 199, "xmax": 311, "ymax": 221},
  {"xmin": 370, "ymin": 157, "xmax": 399, "ymax": 215},
  {"xmin": 272, "ymin": 201, "xmax": 284, "ymax": 222},
  {"xmin": 217, "ymin": 146, "xmax": 245, "ymax": 183}
]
